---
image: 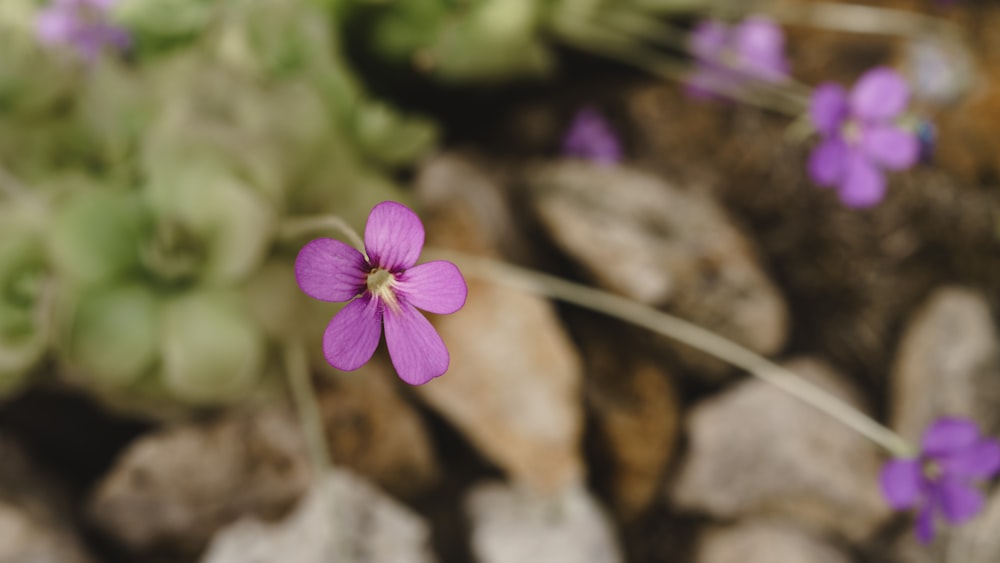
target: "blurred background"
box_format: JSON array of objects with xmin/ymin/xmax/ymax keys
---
[{"xmin": 1, "ymin": 0, "xmax": 999, "ymax": 561}]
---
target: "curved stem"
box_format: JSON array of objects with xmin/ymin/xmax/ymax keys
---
[
  {"xmin": 430, "ymin": 249, "xmax": 917, "ymax": 458},
  {"xmin": 279, "ymin": 215, "xmax": 365, "ymax": 252}
]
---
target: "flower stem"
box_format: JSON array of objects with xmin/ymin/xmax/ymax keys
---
[
  {"xmin": 431, "ymin": 250, "xmax": 917, "ymax": 459},
  {"xmin": 762, "ymin": 0, "xmax": 966, "ymax": 43},
  {"xmin": 279, "ymin": 216, "xmax": 365, "ymax": 252},
  {"xmin": 282, "ymin": 340, "xmax": 349, "ymax": 560}
]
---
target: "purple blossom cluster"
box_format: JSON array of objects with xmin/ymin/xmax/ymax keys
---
[
  {"xmin": 881, "ymin": 417, "xmax": 1000, "ymax": 543},
  {"xmin": 808, "ymin": 68, "xmax": 919, "ymax": 208},
  {"xmin": 687, "ymin": 16, "xmax": 789, "ymax": 99},
  {"xmin": 561, "ymin": 107, "xmax": 623, "ymax": 165},
  {"xmin": 295, "ymin": 202, "xmax": 467, "ymax": 385},
  {"xmin": 36, "ymin": 0, "xmax": 130, "ymax": 62}
]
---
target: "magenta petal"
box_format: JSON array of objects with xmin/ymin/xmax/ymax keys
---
[
  {"xmin": 937, "ymin": 479, "xmax": 984, "ymax": 524},
  {"xmin": 880, "ymin": 459, "xmax": 923, "ymax": 509},
  {"xmin": 733, "ymin": 16, "xmax": 788, "ymax": 78},
  {"xmin": 923, "ymin": 417, "xmax": 980, "ymax": 456},
  {"xmin": 36, "ymin": 10, "xmax": 75, "ymax": 44},
  {"xmin": 915, "ymin": 504, "xmax": 936, "ymax": 544},
  {"xmin": 808, "ymin": 137, "xmax": 848, "ymax": 186},
  {"xmin": 295, "ymin": 238, "xmax": 368, "ymax": 302},
  {"xmin": 322, "ymin": 296, "xmax": 382, "ymax": 371},
  {"xmin": 862, "ymin": 125, "xmax": 919, "ymax": 170},
  {"xmin": 850, "ymin": 67, "xmax": 910, "ymax": 121},
  {"xmin": 810, "ymin": 83, "xmax": 849, "ymax": 135},
  {"xmin": 364, "ymin": 201, "xmax": 425, "ymax": 272},
  {"xmin": 939, "ymin": 438, "xmax": 1000, "ymax": 479},
  {"xmin": 383, "ymin": 302, "xmax": 449, "ymax": 385},
  {"xmin": 839, "ymin": 152, "xmax": 885, "ymax": 208},
  {"xmin": 396, "ymin": 261, "xmax": 468, "ymax": 315}
]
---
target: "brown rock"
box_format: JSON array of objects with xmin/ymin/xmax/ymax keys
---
[
  {"xmin": 671, "ymin": 358, "xmax": 890, "ymax": 541},
  {"xmin": 697, "ymin": 520, "xmax": 851, "ymax": 563},
  {"xmin": 316, "ymin": 363, "xmax": 440, "ymax": 498},
  {"xmin": 590, "ymin": 362, "xmax": 679, "ymax": 520},
  {"xmin": 525, "ymin": 162, "xmax": 788, "ymax": 375},
  {"xmin": 0, "ymin": 434, "xmax": 94, "ymax": 563},
  {"xmin": 890, "ymin": 287, "xmax": 1000, "ymax": 441},
  {"xmin": 415, "ymin": 155, "xmax": 586, "ymax": 493}
]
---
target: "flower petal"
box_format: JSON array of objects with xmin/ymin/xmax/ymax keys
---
[
  {"xmin": 808, "ymin": 137, "xmax": 849, "ymax": 187},
  {"xmin": 396, "ymin": 261, "xmax": 468, "ymax": 315},
  {"xmin": 839, "ymin": 152, "xmax": 886, "ymax": 208},
  {"xmin": 364, "ymin": 201, "xmax": 425, "ymax": 272},
  {"xmin": 923, "ymin": 417, "xmax": 981, "ymax": 457},
  {"xmin": 938, "ymin": 438, "xmax": 1000, "ymax": 479},
  {"xmin": 850, "ymin": 67, "xmax": 910, "ymax": 121},
  {"xmin": 810, "ymin": 83, "xmax": 849, "ymax": 135},
  {"xmin": 880, "ymin": 459, "xmax": 923, "ymax": 509},
  {"xmin": 915, "ymin": 503, "xmax": 936, "ymax": 544},
  {"xmin": 295, "ymin": 238, "xmax": 367, "ymax": 302},
  {"xmin": 936, "ymin": 478, "xmax": 984, "ymax": 524},
  {"xmin": 322, "ymin": 296, "xmax": 382, "ymax": 371},
  {"xmin": 383, "ymin": 301, "xmax": 449, "ymax": 385},
  {"xmin": 733, "ymin": 16, "xmax": 788, "ymax": 78},
  {"xmin": 862, "ymin": 125, "xmax": 919, "ymax": 170}
]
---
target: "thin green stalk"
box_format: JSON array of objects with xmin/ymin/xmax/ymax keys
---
[
  {"xmin": 282, "ymin": 339, "xmax": 349, "ymax": 560},
  {"xmin": 430, "ymin": 249, "xmax": 917, "ymax": 458}
]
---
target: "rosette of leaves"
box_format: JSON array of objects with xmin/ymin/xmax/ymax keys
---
[
  {"xmin": 0, "ymin": 199, "xmax": 50, "ymax": 394},
  {"xmin": 48, "ymin": 164, "xmax": 278, "ymax": 407}
]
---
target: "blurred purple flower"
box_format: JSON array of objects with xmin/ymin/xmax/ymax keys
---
[
  {"xmin": 561, "ymin": 107, "xmax": 623, "ymax": 165},
  {"xmin": 295, "ymin": 202, "xmax": 467, "ymax": 385},
  {"xmin": 36, "ymin": 0, "xmax": 130, "ymax": 62},
  {"xmin": 686, "ymin": 16, "xmax": 789, "ymax": 99},
  {"xmin": 808, "ymin": 67, "xmax": 919, "ymax": 208},
  {"xmin": 880, "ymin": 417, "xmax": 1000, "ymax": 544}
]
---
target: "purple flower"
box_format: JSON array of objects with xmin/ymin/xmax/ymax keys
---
[
  {"xmin": 808, "ymin": 67, "xmax": 919, "ymax": 208},
  {"xmin": 36, "ymin": 0, "xmax": 130, "ymax": 62},
  {"xmin": 686, "ymin": 16, "xmax": 789, "ymax": 99},
  {"xmin": 295, "ymin": 202, "xmax": 468, "ymax": 385},
  {"xmin": 561, "ymin": 107, "xmax": 623, "ymax": 165},
  {"xmin": 880, "ymin": 417, "xmax": 1000, "ymax": 544}
]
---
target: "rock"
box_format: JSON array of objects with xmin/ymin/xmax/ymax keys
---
[
  {"xmin": 589, "ymin": 361, "xmax": 679, "ymax": 520},
  {"xmin": 890, "ymin": 287, "xmax": 1000, "ymax": 441},
  {"xmin": 670, "ymin": 358, "xmax": 890, "ymax": 541},
  {"xmin": 315, "ymin": 362, "xmax": 440, "ymax": 498},
  {"xmin": 696, "ymin": 520, "xmax": 851, "ymax": 563},
  {"xmin": 524, "ymin": 161, "xmax": 788, "ymax": 375},
  {"xmin": 0, "ymin": 433, "xmax": 94, "ymax": 563},
  {"xmin": 466, "ymin": 481, "xmax": 622, "ymax": 563},
  {"xmin": 88, "ymin": 408, "xmax": 312, "ymax": 553},
  {"xmin": 414, "ymin": 157, "xmax": 586, "ymax": 494},
  {"xmin": 201, "ymin": 469, "xmax": 436, "ymax": 563}
]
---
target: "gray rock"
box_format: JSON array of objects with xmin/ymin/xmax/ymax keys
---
[
  {"xmin": 671, "ymin": 358, "xmax": 890, "ymax": 541},
  {"xmin": 201, "ymin": 469, "xmax": 436, "ymax": 563},
  {"xmin": 0, "ymin": 434, "xmax": 94, "ymax": 563},
  {"xmin": 415, "ymin": 178, "xmax": 586, "ymax": 494},
  {"xmin": 890, "ymin": 287, "xmax": 1000, "ymax": 441},
  {"xmin": 88, "ymin": 408, "xmax": 312, "ymax": 552},
  {"xmin": 525, "ymin": 162, "xmax": 788, "ymax": 374},
  {"xmin": 697, "ymin": 520, "xmax": 851, "ymax": 563},
  {"xmin": 466, "ymin": 481, "xmax": 622, "ymax": 563}
]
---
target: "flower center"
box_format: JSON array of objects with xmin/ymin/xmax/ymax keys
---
[
  {"xmin": 922, "ymin": 458, "xmax": 943, "ymax": 480},
  {"xmin": 842, "ymin": 119, "xmax": 863, "ymax": 146},
  {"xmin": 366, "ymin": 268, "xmax": 400, "ymax": 311}
]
